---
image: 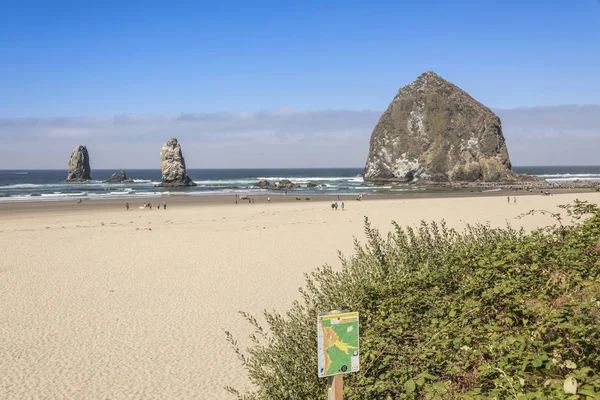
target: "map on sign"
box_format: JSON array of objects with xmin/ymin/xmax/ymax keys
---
[{"xmin": 317, "ymin": 311, "xmax": 359, "ymax": 378}]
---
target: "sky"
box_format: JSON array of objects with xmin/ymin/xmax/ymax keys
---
[{"xmin": 0, "ymin": 0, "xmax": 599, "ymax": 168}]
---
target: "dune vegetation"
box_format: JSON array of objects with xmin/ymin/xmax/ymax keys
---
[{"xmin": 227, "ymin": 200, "xmax": 600, "ymax": 399}]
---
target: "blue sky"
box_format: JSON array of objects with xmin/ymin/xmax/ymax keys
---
[
  {"xmin": 1, "ymin": 0, "xmax": 599, "ymax": 118},
  {"xmin": 0, "ymin": 1, "xmax": 599, "ymax": 168}
]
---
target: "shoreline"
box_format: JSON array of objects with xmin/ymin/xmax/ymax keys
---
[
  {"xmin": 0, "ymin": 187, "xmax": 595, "ymax": 217},
  {"xmin": 2, "ymin": 168, "xmax": 600, "ymax": 205}
]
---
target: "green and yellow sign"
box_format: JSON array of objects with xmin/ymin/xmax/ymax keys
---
[{"xmin": 317, "ymin": 311, "xmax": 359, "ymax": 377}]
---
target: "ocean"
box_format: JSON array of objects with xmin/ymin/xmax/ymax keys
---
[{"xmin": 0, "ymin": 166, "xmax": 599, "ymax": 203}]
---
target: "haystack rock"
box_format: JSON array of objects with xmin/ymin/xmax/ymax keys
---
[
  {"xmin": 105, "ymin": 170, "xmax": 134, "ymax": 183},
  {"xmin": 66, "ymin": 145, "xmax": 91, "ymax": 182},
  {"xmin": 364, "ymin": 72, "xmax": 535, "ymax": 183},
  {"xmin": 157, "ymin": 138, "xmax": 196, "ymax": 187}
]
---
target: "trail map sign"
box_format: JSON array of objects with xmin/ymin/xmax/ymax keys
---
[{"xmin": 317, "ymin": 311, "xmax": 359, "ymax": 378}]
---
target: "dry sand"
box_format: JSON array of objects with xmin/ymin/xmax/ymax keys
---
[{"xmin": 1, "ymin": 192, "xmax": 598, "ymax": 399}]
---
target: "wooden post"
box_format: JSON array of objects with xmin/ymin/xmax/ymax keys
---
[{"xmin": 327, "ymin": 375, "xmax": 343, "ymax": 400}]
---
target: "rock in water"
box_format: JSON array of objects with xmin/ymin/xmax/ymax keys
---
[
  {"xmin": 274, "ymin": 179, "xmax": 300, "ymax": 190},
  {"xmin": 66, "ymin": 145, "xmax": 91, "ymax": 182},
  {"xmin": 254, "ymin": 180, "xmax": 271, "ymax": 189},
  {"xmin": 105, "ymin": 170, "xmax": 134, "ymax": 183},
  {"xmin": 364, "ymin": 72, "xmax": 531, "ymax": 183},
  {"xmin": 253, "ymin": 179, "xmax": 300, "ymax": 190},
  {"xmin": 157, "ymin": 138, "xmax": 196, "ymax": 187}
]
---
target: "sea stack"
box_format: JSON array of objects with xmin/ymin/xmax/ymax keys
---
[
  {"xmin": 66, "ymin": 145, "xmax": 92, "ymax": 182},
  {"xmin": 364, "ymin": 72, "xmax": 532, "ymax": 183},
  {"xmin": 157, "ymin": 138, "xmax": 196, "ymax": 187}
]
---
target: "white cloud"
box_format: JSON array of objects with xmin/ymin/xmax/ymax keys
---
[
  {"xmin": 495, "ymin": 105, "xmax": 600, "ymax": 165},
  {"xmin": 0, "ymin": 106, "xmax": 598, "ymax": 169}
]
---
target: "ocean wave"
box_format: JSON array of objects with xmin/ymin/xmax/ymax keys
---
[
  {"xmin": 0, "ymin": 195, "xmax": 39, "ymax": 202},
  {"xmin": 0, "ymin": 183, "xmax": 46, "ymax": 189},
  {"xmin": 189, "ymin": 177, "xmax": 364, "ymax": 186},
  {"xmin": 40, "ymin": 192, "xmax": 88, "ymax": 197},
  {"xmin": 254, "ymin": 176, "xmax": 364, "ymax": 183},
  {"xmin": 537, "ymin": 173, "xmax": 600, "ymax": 182},
  {"xmin": 538, "ymin": 173, "xmax": 600, "ymax": 179},
  {"xmin": 546, "ymin": 178, "xmax": 600, "ymax": 182},
  {"xmin": 130, "ymin": 191, "xmax": 164, "ymax": 196}
]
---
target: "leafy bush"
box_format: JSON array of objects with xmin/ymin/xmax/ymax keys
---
[{"xmin": 226, "ymin": 201, "xmax": 600, "ymax": 399}]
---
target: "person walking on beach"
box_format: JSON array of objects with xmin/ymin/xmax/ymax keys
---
[
  {"xmin": 126, "ymin": 202, "xmax": 129, "ymax": 211},
  {"xmin": 268, "ymin": 197, "xmax": 271, "ymax": 203},
  {"xmin": 513, "ymin": 197, "xmax": 517, "ymax": 204},
  {"xmin": 507, "ymin": 196, "xmax": 510, "ymax": 203},
  {"xmin": 163, "ymin": 201, "xmax": 167, "ymax": 210},
  {"xmin": 341, "ymin": 202, "xmax": 345, "ymax": 211}
]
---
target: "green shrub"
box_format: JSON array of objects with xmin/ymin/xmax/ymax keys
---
[{"xmin": 226, "ymin": 201, "xmax": 600, "ymax": 399}]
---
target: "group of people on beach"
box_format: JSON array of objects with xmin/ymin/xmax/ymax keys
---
[
  {"xmin": 331, "ymin": 202, "xmax": 344, "ymax": 211},
  {"xmin": 125, "ymin": 201, "xmax": 167, "ymax": 210},
  {"xmin": 234, "ymin": 194, "xmax": 257, "ymax": 204}
]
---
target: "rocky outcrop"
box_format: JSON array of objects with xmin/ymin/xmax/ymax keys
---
[
  {"xmin": 364, "ymin": 72, "xmax": 538, "ymax": 184},
  {"xmin": 66, "ymin": 145, "xmax": 91, "ymax": 182},
  {"xmin": 276, "ymin": 179, "xmax": 300, "ymax": 190},
  {"xmin": 105, "ymin": 170, "xmax": 134, "ymax": 183},
  {"xmin": 255, "ymin": 180, "xmax": 271, "ymax": 189},
  {"xmin": 157, "ymin": 138, "xmax": 196, "ymax": 187},
  {"xmin": 253, "ymin": 179, "xmax": 300, "ymax": 190}
]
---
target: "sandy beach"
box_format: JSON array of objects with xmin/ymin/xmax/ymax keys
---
[{"xmin": 1, "ymin": 192, "xmax": 598, "ymax": 399}]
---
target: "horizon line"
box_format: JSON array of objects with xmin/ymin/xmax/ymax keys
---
[{"xmin": 2, "ymin": 165, "xmax": 600, "ymax": 172}]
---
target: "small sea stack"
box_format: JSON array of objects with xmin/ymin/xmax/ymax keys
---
[
  {"xmin": 104, "ymin": 170, "xmax": 134, "ymax": 183},
  {"xmin": 66, "ymin": 145, "xmax": 92, "ymax": 182},
  {"xmin": 157, "ymin": 138, "xmax": 196, "ymax": 187}
]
